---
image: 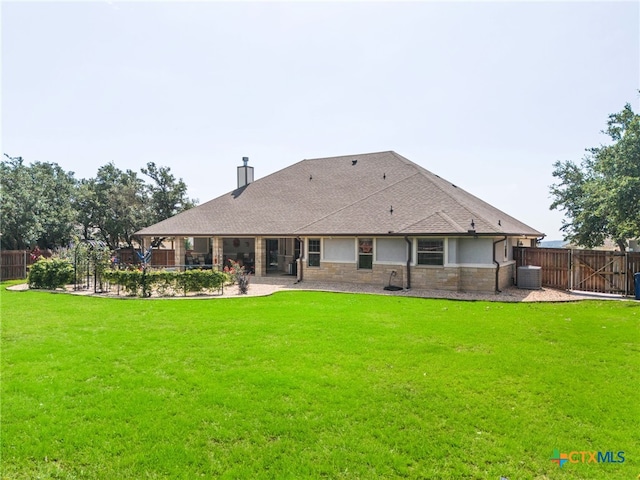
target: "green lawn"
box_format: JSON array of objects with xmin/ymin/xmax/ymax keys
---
[{"xmin": 1, "ymin": 283, "xmax": 638, "ymax": 479}]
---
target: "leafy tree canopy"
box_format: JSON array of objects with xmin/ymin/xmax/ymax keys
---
[
  {"xmin": 550, "ymin": 102, "xmax": 640, "ymax": 251},
  {"xmin": 141, "ymin": 162, "xmax": 197, "ymax": 225},
  {"xmin": 80, "ymin": 163, "xmax": 148, "ymax": 250},
  {"xmin": 1, "ymin": 155, "xmax": 77, "ymax": 250},
  {"xmin": 1, "ymin": 156, "xmax": 197, "ymax": 251}
]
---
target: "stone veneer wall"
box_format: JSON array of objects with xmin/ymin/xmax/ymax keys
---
[
  {"xmin": 498, "ymin": 261, "xmax": 516, "ymax": 290},
  {"xmin": 457, "ymin": 266, "xmax": 496, "ymax": 292},
  {"xmin": 212, "ymin": 237, "xmax": 223, "ymax": 271},
  {"xmin": 254, "ymin": 236, "xmax": 265, "ymax": 277},
  {"xmin": 303, "ymin": 262, "xmax": 404, "ymax": 289},
  {"xmin": 174, "ymin": 237, "xmax": 185, "ymax": 271},
  {"xmin": 412, "ymin": 266, "xmax": 461, "ymax": 291},
  {"xmin": 303, "ymin": 261, "xmax": 507, "ymax": 293}
]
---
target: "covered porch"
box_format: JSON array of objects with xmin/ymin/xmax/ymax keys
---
[{"xmin": 143, "ymin": 236, "xmax": 300, "ymax": 277}]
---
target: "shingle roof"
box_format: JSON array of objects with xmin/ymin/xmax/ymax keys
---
[{"xmin": 136, "ymin": 151, "xmax": 543, "ymax": 237}]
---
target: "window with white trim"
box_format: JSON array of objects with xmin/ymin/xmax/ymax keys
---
[
  {"xmin": 308, "ymin": 238, "xmax": 320, "ymax": 267},
  {"xmin": 358, "ymin": 238, "xmax": 373, "ymax": 269},
  {"xmin": 417, "ymin": 239, "xmax": 444, "ymax": 265},
  {"xmin": 376, "ymin": 238, "xmax": 407, "ymax": 263},
  {"xmin": 324, "ymin": 238, "xmax": 356, "ymax": 262}
]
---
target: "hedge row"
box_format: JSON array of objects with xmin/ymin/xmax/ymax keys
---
[
  {"xmin": 103, "ymin": 268, "xmax": 228, "ymax": 297},
  {"xmin": 28, "ymin": 257, "xmax": 74, "ymax": 289}
]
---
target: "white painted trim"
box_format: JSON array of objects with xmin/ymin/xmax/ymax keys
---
[
  {"xmin": 444, "ymin": 263, "xmax": 497, "ymax": 269},
  {"xmin": 322, "ymin": 237, "xmax": 356, "ymax": 263},
  {"xmin": 412, "ymin": 237, "xmax": 447, "ymax": 267}
]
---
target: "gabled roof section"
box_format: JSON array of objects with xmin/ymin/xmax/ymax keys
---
[{"xmin": 136, "ymin": 151, "xmax": 543, "ymax": 237}]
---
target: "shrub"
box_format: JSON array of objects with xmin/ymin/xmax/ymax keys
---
[
  {"xmin": 103, "ymin": 268, "xmax": 226, "ymax": 297},
  {"xmin": 28, "ymin": 257, "xmax": 74, "ymax": 289},
  {"xmin": 103, "ymin": 269, "xmax": 144, "ymax": 296},
  {"xmin": 223, "ymin": 260, "xmax": 250, "ymax": 294},
  {"xmin": 237, "ymin": 273, "xmax": 250, "ymax": 294}
]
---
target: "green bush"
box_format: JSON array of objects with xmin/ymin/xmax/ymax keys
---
[
  {"xmin": 222, "ymin": 260, "xmax": 250, "ymax": 294},
  {"xmin": 103, "ymin": 268, "xmax": 226, "ymax": 297},
  {"xmin": 28, "ymin": 257, "xmax": 74, "ymax": 289},
  {"xmin": 103, "ymin": 269, "xmax": 144, "ymax": 296}
]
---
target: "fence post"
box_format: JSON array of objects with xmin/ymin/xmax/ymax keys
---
[
  {"xmin": 23, "ymin": 250, "xmax": 27, "ymax": 279},
  {"xmin": 568, "ymin": 249, "xmax": 573, "ymax": 291},
  {"xmin": 625, "ymin": 252, "xmax": 628, "ymax": 296}
]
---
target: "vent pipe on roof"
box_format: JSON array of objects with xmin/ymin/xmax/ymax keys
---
[{"xmin": 237, "ymin": 156, "xmax": 254, "ymax": 189}]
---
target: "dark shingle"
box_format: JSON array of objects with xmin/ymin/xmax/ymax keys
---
[{"xmin": 136, "ymin": 151, "xmax": 543, "ymax": 237}]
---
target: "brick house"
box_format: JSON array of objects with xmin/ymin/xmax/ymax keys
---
[{"xmin": 136, "ymin": 151, "xmax": 543, "ymax": 292}]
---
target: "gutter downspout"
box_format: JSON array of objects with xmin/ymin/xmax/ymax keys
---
[
  {"xmin": 493, "ymin": 236, "xmax": 508, "ymax": 293},
  {"xmin": 296, "ymin": 236, "xmax": 303, "ymax": 283},
  {"xmin": 404, "ymin": 236, "xmax": 412, "ymax": 289}
]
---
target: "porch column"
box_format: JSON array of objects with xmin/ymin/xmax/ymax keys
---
[
  {"xmin": 174, "ymin": 236, "xmax": 185, "ymax": 271},
  {"xmin": 254, "ymin": 236, "xmax": 265, "ymax": 277},
  {"xmin": 212, "ymin": 236, "xmax": 223, "ymax": 271}
]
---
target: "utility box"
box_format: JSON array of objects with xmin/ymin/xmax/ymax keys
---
[
  {"xmin": 288, "ymin": 263, "xmax": 297, "ymax": 276},
  {"xmin": 518, "ymin": 266, "xmax": 542, "ymax": 290}
]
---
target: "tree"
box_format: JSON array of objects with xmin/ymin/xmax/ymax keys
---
[
  {"xmin": 30, "ymin": 161, "xmax": 79, "ymax": 248},
  {"xmin": 1, "ymin": 155, "xmax": 37, "ymax": 250},
  {"xmin": 140, "ymin": 162, "xmax": 197, "ymax": 225},
  {"xmin": 74, "ymin": 178, "xmax": 98, "ymax": 242},
  {"xmin": 550, "ymin": 102, "xmax": 640, "ymax": 251},
  {"xmin": 1, "ymin": 155, "xmax": 196, "ymax": 251},
  {"xmin": 0, "ymin": 154, "xmax": 77, "ymax": 250},
  {"xmin": 80, "ymin": 163, "xmax": 147, "ymax": 250}
]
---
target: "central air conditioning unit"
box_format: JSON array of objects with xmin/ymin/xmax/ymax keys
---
[{"xmin": 517, "ymin": 266, "xmax": 542, "ymax": 290}]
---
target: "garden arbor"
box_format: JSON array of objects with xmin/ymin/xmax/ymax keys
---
[{"xmin": 73, "ymin": 240, "xmax": 110, "ymax": 292}]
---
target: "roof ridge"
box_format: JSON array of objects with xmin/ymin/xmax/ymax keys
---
[
  {"xmin": 402, "ymin": 157, "xmax": 537, "ymax": 232},
  {"xmin": 436, "ymin": 211, "xmax": 466, "ymax": 232},
  {"xmin": 293, "ymin": 171, "xmax": 420, "ymax": 233},
  {"xmin": 302, "ymin": 150, "xmax": 395, "ymax": 162},
  {"xmin": 137, "ymin": 150, "xmax": 543, "ymax": 238},
  {"xmin": 406, "ymin": 160, "xmax": 502, "ymax": 232},
  {"xmin": 398, "ymin": 210, "xmax": 468, "ymax": 234}
]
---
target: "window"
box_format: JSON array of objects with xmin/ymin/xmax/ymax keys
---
[
  {"xmin": 376, "ymin": 238, "xmax": 407, "ymax": 263},
  {"xmin": 324, "ymin": 238, "xmax": 356, "ymax": 262},
  {"xmin": 358, "ymin": 238, "xmax": 373, "ymax": 269},
  {"xmin": 308, "ymin": 238, "xmax": 320, "ymax": 267},
  {"xmin": 417, "ymin": 239, "xmax": 444, "ymax": 265}
]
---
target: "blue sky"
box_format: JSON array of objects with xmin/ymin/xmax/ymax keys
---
[{"xmin": 2, "ymin": 1, "xmax": 638, "ymax": 240}]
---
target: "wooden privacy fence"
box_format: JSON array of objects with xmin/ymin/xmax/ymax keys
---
[
  {"xmin": 1, "ymin": 248, "xmax": 177, "ymax": 282},
  {"xmin": 514, "ymin": 246, "xmax": 640, "ymax": 296},
  {"xmin": 513, "ymin": 247, "xmax": 570, "ymax": 290},
  {"xmin": 115, "ymin": 248, "xmax": 175, "ymax": 267},
  {"xmin": 626, "ymin": 252, "xmax": 640, "ymax": 295},
  {"xmin": 0, "ymin": 250, "xmax": 32, "ymax": 281}
]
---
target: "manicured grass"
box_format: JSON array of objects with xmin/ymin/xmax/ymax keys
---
[{"xmin": 1, "ymin": 283, "xmax": 638, "ymax": 479}]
